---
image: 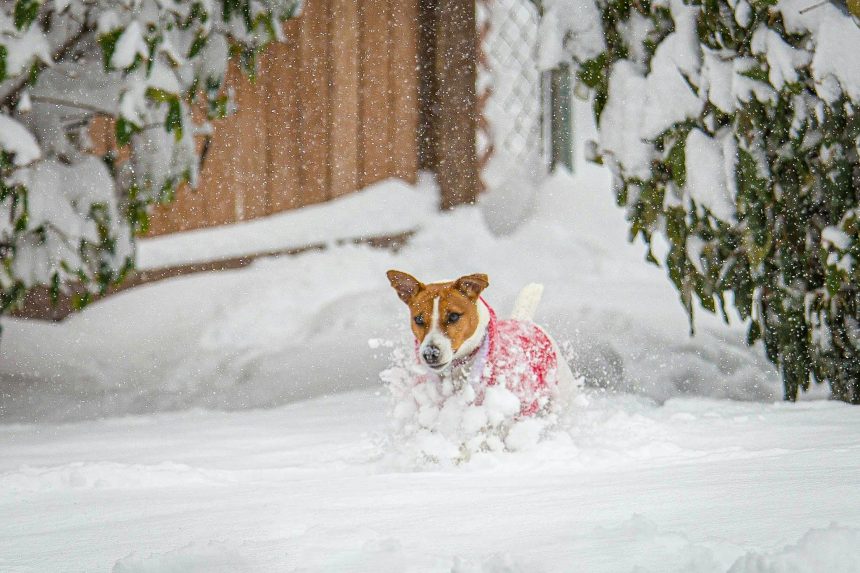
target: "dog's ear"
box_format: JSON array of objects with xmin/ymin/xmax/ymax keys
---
[
  {"xmin": 387, "ymin": 270, "xmax": 424, "ymax": 304},
  {"xmin": 454, "ymin": 273, "xmax": 489, "ymax": 301}
]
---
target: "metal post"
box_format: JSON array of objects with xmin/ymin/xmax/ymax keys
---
[{"xmin": 549, "ymin": 63, "xmax": 573, "ymax": 172}]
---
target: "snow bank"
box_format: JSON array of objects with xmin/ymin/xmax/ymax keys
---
[
  {"xmin": 729, "ymin": 524, "xmax": 860, "ymax": 573},
  {"xmin": 136, "ymin": 177, "xmax": 437, "ymax": 270}
]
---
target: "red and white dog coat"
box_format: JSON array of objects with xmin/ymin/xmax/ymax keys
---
[{"xmin": 418, "ymin": 297, "xmax": 559, "ymax": 416}]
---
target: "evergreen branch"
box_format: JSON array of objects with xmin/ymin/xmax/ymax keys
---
[{"xmin": 0, "ymin": 18, "xmax": 94, "ymax": 112}]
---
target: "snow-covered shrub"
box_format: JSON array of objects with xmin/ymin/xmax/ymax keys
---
[
  {"xmin": 541, "ymin": 0, "xmax": 860, "ymax": 402},
  {"xmin": 0, "ymin": 0, "xmax": 300, "ymax": 329}
]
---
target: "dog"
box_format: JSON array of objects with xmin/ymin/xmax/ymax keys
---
[{"xmin": 386, "ymin": 270, "xmax": 576, "ymax": 417}]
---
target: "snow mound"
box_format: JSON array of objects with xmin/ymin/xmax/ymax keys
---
[
  {"xmin": 729, "ymin": 524, "xmax": 860, "ymax": 573},
  {"xmin": 589, "ymin": 514, "xmax": 724, "ymax": 573},
  {"xmin": 112, "ymin": 542, "xmax": 249, "ymax": 573}
]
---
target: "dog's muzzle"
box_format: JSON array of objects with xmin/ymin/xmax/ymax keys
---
[{"xmin": 421, "ymin": 344, "xmax": 445, "ymax": 368}]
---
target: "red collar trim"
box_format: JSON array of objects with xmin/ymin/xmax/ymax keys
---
[{"xmin": 451, "ymin": 297, "xmax": 497, "ymax": 371}]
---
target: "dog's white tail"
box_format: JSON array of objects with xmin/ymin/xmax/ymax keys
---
[{"xmin": 510, "ymin": 283, "xmax": 544, "ymax": 322}]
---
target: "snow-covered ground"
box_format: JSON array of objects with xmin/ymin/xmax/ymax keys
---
[
  {"xmin": 1, "ymin": 104, "xmax": 857, "ymax": 571},
  {"xmin": 1, "ymin": 391, "xmax": 859, "ymax": 572}
]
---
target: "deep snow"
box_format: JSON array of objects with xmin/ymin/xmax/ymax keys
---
[
  {"xmin": 1, "ymin": 102, "xmax": 857, "ymax": 571},
  {"xmin": 1, "ymin": 391, "xmax": 859, "ymax": 572}
]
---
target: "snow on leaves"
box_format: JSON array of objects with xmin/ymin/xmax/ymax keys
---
[
  {"xmin": 545, "ymin": 0, "xmax": 860, "ymax": 402},
  {"xmin": 0, "ymin": 0, "xmax": 301, "ymax": 323}
]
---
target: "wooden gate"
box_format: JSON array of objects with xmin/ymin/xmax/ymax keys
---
[{"xmin": 108, "ymin": 0, "xmax": 421, "ymax": 236}]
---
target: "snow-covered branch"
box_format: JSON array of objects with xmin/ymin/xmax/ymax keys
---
[
  {"xmin": 540, "ymin": 0, "xmax": 860, "ymax": 402},
  {"xmin": 0, "ymin": 0, "xmax": 302, "ymax": 329}
]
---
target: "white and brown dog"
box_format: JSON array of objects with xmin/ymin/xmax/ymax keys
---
[{"xmin": 386, "ymin": 270, "xmax": 576, "ymax": 416}]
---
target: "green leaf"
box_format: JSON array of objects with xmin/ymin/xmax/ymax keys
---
[
  {"xmin": 667, "ymin": 137, "xmax": 687, "ymax": 187},
  {"xmin": 825, "ymin": 265, "xmax": 842, "ymax": 296},
  {"xmin": 0, "ymin": 45, "xmax": 7, "ymax": 83},
  {"xmin": 188, "ymin": 32, "xmax": 207, "ymax": 59},
  {"xmin": 577, "ymin": 55, "xmax": 606, "ymax": 88},
  {"xmin": 665, "ymin": 207, "xmax": 687, "ymax": 245},
  {"xmin": 49, "ymin": 272, "xmax": 60, "ymax": 305},
  {"xmin": 739, "ymin": 65, "xmax": 770, "ymax": 85},
  {"xmin": 209, "ymin": 94, "xmax": 229, "ymax": 119},
  {"xmin": 71, "ymin": 291, "xmax": 92, "ymax": 311},
  {"xmin": 222, "ymin": 0, "xmax": 244, "ymax": 22},
  {"xmin": 13, "ymin": 0, "xmax": 41, "ymax": 30},
  {"xmin": 747, "ymin": 321, "xmax": 761, "ymax": 345},
  {"xmin": 115, "ymin": 117, "xmax": 140, "ymax": 148},
  {"xmin": 98, "ymin": 29, "xmax": 124, "ymax": 71},
  {"xmin": 165, "ymin": 99, "xmax": 183, "ymax": 140},
  {"xmin": 145, "ymin": 87, "xmax": 176, "ymax": 103}
]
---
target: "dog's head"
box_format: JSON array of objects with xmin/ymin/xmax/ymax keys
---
[{"xmin": 386, "ymin": 270, "xmax": 489, "ymax": 372}]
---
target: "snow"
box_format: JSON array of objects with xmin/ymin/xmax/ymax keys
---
[
  {"xmin": 701, "ymin": 49, "xmax": 739, "ymax": 114},
  {"xmin": 538, "ymin": 0, "xmax": 605, "ymax": 69},
  {"xmin": 599, "ymin": 61, "xmax": 653, "ymax": 179},
  {"xmin": 0, "ymin": 391, "xmax": 858, "ymax": 571},
  {"xmin": 729, "ymin": 524, "xmax": 860, "ymax": 573},
  {"xmin": 1, "ymin": 100, "xmax": 784, "ymax": 418},
  {"xmin": 137, "ymin": 177, "xmax": 437, "ymax": 270},
  {"xmin": 640, "ymin": 0, "xmax": 703, "ymax": 140},
  {"xmin": 734, "ymin": 0, "xmax": 752, "ymax": 28},
  {"xmin": 0, "ymin": 17, "xmax": 53, "ymax": 77},
  {"xmin": 8, "ymin": 157, "xmax": 126, "ymax": 285},
  {"xmin": 0, "ymin": 116, "xmax": 41, "ymax": 166},
  {"xmin": 777, "ymin": 0, "xmax": 860, "ymax": 102},
  {"xmin": 1, "ymin": 0, "xmax": 291, "ymax": 295},
  {"xmin": 750, "ymin": 27, "xmax": 811, "ymax": 91},
  {"xmin": 111, "ymin": 21, "xmax": 149, "ymax": 70},
  {"xmin": 1, "ymin": 101, "xmax": 856, "ymax": 570},
  {"xmin": 822, "ymin": 226, "xmax": 852, "ymax": 250},
  {"xmin": 685, "ymin": 129, "xmax": 737, "ymax": 223}
]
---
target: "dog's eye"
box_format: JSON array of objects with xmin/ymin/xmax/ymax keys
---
[
  {"xmin": 414, "ymin": 315, "xmax": 426, "ymax": 327},
  {"xmin": 447, "ymin": 312, "xmax": 461, "ymax": 324}
]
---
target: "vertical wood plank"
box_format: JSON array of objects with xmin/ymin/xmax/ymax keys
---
[
  {"xmin": 435, "ymin": 0, "xmax": 478, "ymax": 208},
  {"xmin": 145, "ymin": 205, "xmax": 177, "ymax": 236},
  {"xmin": 329, "ymin": 0, "xmax": 360, "ymax": 198},
  {"xmin": 416, "ymin": 0, "xmax": 438, "ymax": 171},
  {"xmin": 264, "ymin": 20, "xmax": 303, "ymax": 212},
  {"xmin": 299, "ymin": 0, "xmax": 332, "ymax": 205},
  {"xmin": 389, "ymin": 0, "xmax": 419, "ymax": 183},
  {"xmin": 199, "ymin": 63, "xmax": 269, "ymax": 226},
  {"xmin": 359, "ymin": 0, "xmax": 393, "ymax": 187},
  {"xmin": 87, "ymin": 115, "xmax": 111, "ymax": 156},
  {"xmin": 238, "ymin": 69, "xmax": 271, "ymax": 220}
]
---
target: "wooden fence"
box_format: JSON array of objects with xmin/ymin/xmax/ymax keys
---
[{"xmin": 91, "ymin": 0, "xmax": 420, "ymax": 236}]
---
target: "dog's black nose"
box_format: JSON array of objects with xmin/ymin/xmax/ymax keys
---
[{"xmin": 422, "ymin": 345, "xmax": 442, "ymax": 365}]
